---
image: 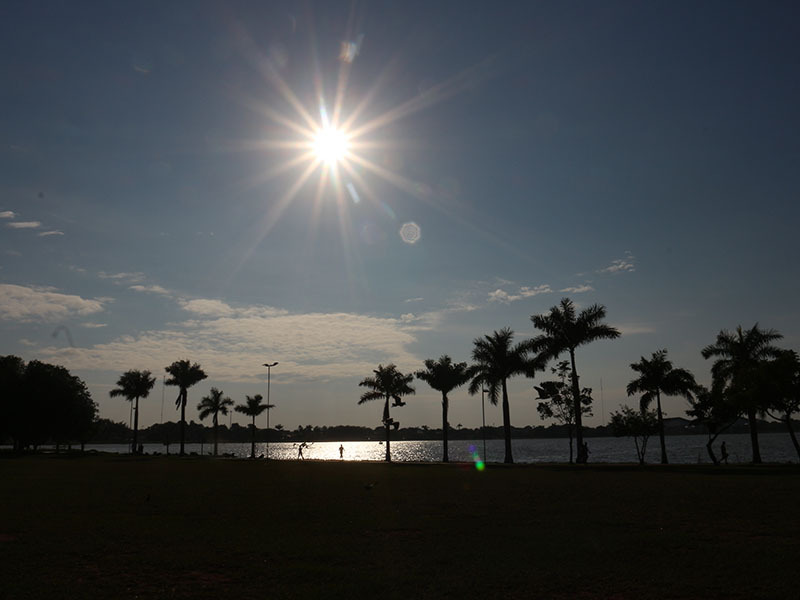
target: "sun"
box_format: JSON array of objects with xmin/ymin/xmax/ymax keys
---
[{"xmin": 312, "ymin": 126, "xmax": 349, "ymax": 165}]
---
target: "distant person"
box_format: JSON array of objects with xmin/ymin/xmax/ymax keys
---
[
  {"xmin": 721, "ymin": 441, "xmax": 729, "ymax": 464},
  {"xmin": 339, "ymin": 444, "xmax": 344, "ymax": 459},
  {"xmin": 582, "ymin": 441, "xmax": 590, "ymax": 463},
  {"xmin": 137, "ymin": 443, "xmax": 144, "ymax": 455},
  {"xmin": 298, "ymin": 442, "xmax": 308, "ymax": 460}
]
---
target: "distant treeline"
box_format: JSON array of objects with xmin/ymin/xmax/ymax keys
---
[{"xmin": 80, "ymin": 415, "xmax": 795, "ymax": 445}]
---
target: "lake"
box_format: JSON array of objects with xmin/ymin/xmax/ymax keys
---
[{"xmin": 81, "ymin": 432, "xmax": 799, "ymax": 464}]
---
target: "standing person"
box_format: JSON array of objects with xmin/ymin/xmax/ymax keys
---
[
  {"xmin": 721, "ymin": 441, "xmax": 729, "ymax": 464},
  {"xmin": 582, "ymin": 441, "xmax": 590, "ymax": 464},
  {"xmin": 339, "ymin": 444, "xmax": 344, "ymax": 459},
  {"xmin": 298, "ymin": 441, "xmax": 307, "ymax": 460}
]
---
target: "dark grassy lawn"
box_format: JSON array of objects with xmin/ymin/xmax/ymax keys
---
[{"xmin": 1, "ymin": 455, "xmax": 798, "ymax": 599}]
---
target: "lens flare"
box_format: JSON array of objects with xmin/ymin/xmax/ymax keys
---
[
  {"xmin": 399, "ymin": 221, "xmax": 421, "ymax": 244},
  {"xmin": 469, "ymin": 444, "xmax": 486, "ymax": 471}
]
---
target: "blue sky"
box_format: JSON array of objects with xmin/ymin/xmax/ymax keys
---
[{"xmin": 2, "ymin": 1, "xmax": 799, "ymax": 431}]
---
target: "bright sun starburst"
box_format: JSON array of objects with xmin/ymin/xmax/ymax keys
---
[{"xmin": 312, "ymin": 126, "xmax": 349, "ymax": 165}]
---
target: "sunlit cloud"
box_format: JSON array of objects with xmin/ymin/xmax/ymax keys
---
[
  {"xmin": 0, "ymin": 284, "xmax": 106, "ymax": 322},
  {"xmin": 129, "ymin": 284, "xmax": 171, "ymax": 296},
  {"xmin": 7, "ymin": 221, "xmax": 41, "ymax": 229},
  {"xmin": 599, "ymin": 251, "xmax": 635, "ymax": 274},
  {"xmin": 39, "ymin": 302, "xmax": 427, "ymax": 382},
  {"xmin": 560, "ymin": 284, "xmax": 594, "ymax": 293}
]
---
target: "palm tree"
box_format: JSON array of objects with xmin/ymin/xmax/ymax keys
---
[
  {"xmin": 760, "ymin": 350, "xmax": 800, "ymax": 461},
  {"xmin": 627, "ymin": 349, "xmax": 697, "ymax": 464},
  {"xmin": 415, "ymin": 355, "xmax": 474, "ymax": 462},
  {"xmin": 165, "ymin": 360, "xmax": 208, "ymax": 456},
  {"xmin": 702, "ymin": 324, "xmax": 783, "ymax": 463},
  {"xmin": 468, "ymin": 328, "xmax": 544, "ymax": 464},
  {"xmin": 358, "ymin": 364, "xmax": 415, "ymax": 462},
  {"xmin": 531, "ymin": 298, "xmax": 620, "ymax": 464},
  {"xmin": 197, "ymin": 387, "xmax": 234, "ymax": 456},
  {"xmin": 235, "ymin": 394, "xmax": 271, "ymax": 459},
  {"xmin": 109, "ymin": 369, "xmax": 156, "ymax": 454}
]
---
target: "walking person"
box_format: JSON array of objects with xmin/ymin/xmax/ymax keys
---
[{"xmin": 721, "ymin": 441, "xmax": 729, "ymax": 465}]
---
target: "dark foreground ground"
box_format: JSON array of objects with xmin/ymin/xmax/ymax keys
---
[{"xmin": 1, "ymin": 455, "xmax": 798, "ymax": 600}]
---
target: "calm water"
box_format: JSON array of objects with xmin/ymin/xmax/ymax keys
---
[{"xmin": 79, "ymin": 432, "xmax": 798, "ymax": 464}]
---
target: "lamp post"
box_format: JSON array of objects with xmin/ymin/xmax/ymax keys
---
[
  {"xmin": 481, "ymin": 388, "xmax": 488, "ymax": 462},
  {"xmin": 263, "ymin": 362, "xmax": 278, "ymax": 459}
]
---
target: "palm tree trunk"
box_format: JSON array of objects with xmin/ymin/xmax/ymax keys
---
[
  {"xmin": 384, "ymin": 396, "xmax": 391, "ymax": 463},
  {"xmin": 179, "ymin": 390, "xmax": 186, "ymax": 456},
  {"xmin": 784, "ymin": 416, "xmax": 800, "ymax": 461},
  {"xmin": 569, "ymin": 349, "xmax": 585, "ymax": 464},
  {"xmin": 747, "ymin": 407, "xmax": 762, "ymax": 463},
  {"xmin": 501, "ymin": 378, "xmax": 513, "ymax": 464},
  {"xmin": 250, "ymin": 416, "xmax": 256, "ymax": 459},
  {"xmin": 655, "ymin": 391, "xmax": 668, "ymax": 464},
  {"xmin": 133, "ymin": 396, "xmax": 140, "ymax": 454},
  {"xmin": 442, "ymin": 393, "xmax": 449, "ymax": 463},
  {"xmin": 213, "ymin": 415, "xmax": 218, "ymax": 456}
]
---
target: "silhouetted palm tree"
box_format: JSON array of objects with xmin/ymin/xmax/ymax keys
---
[
  {"xmin": 110, "ymin": 369, "xmax": 156, "ymax": 454},
  {"xmin": 235, "ymin": 394, "xmax": 271, "ymax": 459},
  {"xmin": 531, "ymin": 298, "xmax": 620, "ymax": 463},
  {"xmin": 358, "ymin": 364, "xmax": 415, "ymax": 462},
  {"xmin": 165, "ymin": 360, "xmax": 207, "ymax": 456},
  {"xmin": 627, "ymin": 349, "xmax": 697, "ymax": 464},
  {"xmin": 760, "ymin": 350, "xmax": 800, "ymax": 461},
  {"xmin": 415, "ymin": 355, "xmax": 474, "ymax": 462},
  {"xmin": 469, "ymin": 328, "xmax": 544, "ymax": 464},
  {"xmin": 197, "ymin": 387, "xmax": 234, "ymax": 456},
  {"xmin": 702, "ymin": 324, "xmax": 783, "ymax": 463}
]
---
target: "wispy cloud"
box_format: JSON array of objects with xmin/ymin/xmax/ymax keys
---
[
  {"xmin": 40, "ymin": 300, "xmax": 426, "ymax": 382},
  {"xmin": 404, "ymin": 297, "xmax": 424, "ymax": 303},
  {"xmin": 7, "ymin": 221, "xmax": 41, "ymax": 229},
  {"xmin": 129, "ymin": 284, "xmax": 171, "ymax": 296},
  {"xmin": 489, "ymin": 284, "xmax": 552, "ymax": 303},
  {"xmin": 0, "ymin": 211, "xmax": 16, "ymax": 219},
  {"xmin": 80, "ymin": 322, "xmax": 108, "ymax": 328},
  {"xmin": 38, "ymin": 230, "xmax": 64, "ymax": 237},
  {"xmin": 560, "ymin": 284, "xmax": 594, "ymax": 293},
  {"xmin": 98, "ymin": 271, "xmax": 146, "ymax": 283},
  {"xmin": 598, "ymin": 251, "xmax": 635, "ymax": 274},
  {"xmin": 0, "ymin": 284, "xmax": 107, "ymax": 322}
]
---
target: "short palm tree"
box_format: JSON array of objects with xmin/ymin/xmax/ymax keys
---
[
  {"xmin": 165, "ymin": 360, "xmax": 208, "ymax": 456},
  {"xmin": 531, "ymin": 298, "xmax": 620, "ymax": 464},
  {"xmin": 197, "ymin": 387, "xmax": 234, "ymax": 456},
  {"xmin": 415, "ymin": 355, "xmax": 474, "ymax": 462},
  {"xmin": 235, "ymin": 394, "xmax": 272, "ymax": 459},
  {"xmin": 358, "ymin": 364, "xmax": 415, "ymax": 462},
  {"xmin": 627, "ymin": 349, "xmax": 697, "ymax": 464},
  {"xmin": 702, "ymin": 324, "xmax": 783, "ymax": 463},
  {"xmin": 469, "ymin": 328, "xmax": 545, "ymax": 464},
  {"xmin": 109, "ymin": 369, "xmax": 156, "ymax": 454}
]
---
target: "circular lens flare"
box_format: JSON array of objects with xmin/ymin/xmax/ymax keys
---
[{"xmin": 313, "ymin": 127, "xmax": 349, "ymax": 164}]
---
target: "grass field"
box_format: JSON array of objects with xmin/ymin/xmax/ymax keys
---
[{"xmin": 1, "ymin": 455, "xmax": 798, "ymax": 599}]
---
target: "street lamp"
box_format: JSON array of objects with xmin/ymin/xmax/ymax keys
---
[
  {"xmin": 481, "ymin": 388, "xmax": 488, "ymax": 462},
  {"xmin": 263, "ymin": 362, "xmax": 278, "ymax": 459}
]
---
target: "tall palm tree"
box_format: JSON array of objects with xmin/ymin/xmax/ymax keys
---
[
  {"xmin": 235, "ymin": 394, "xmax": 271, "ymax": 459},
  {"xmin": 702, "ymin": 324, "xmax": 783, "ymax": 463},
  {"xmin": 531, "ymin": 298, "xmax": 620, "ymax": 464},
  {"xmin": 415, "ymin": 355, "xmax": 474, "ymax": 462},
  {"xmin": 165, "ymin": 360, "xmax": 207, "ymax": 456},
  {"xmin": 197, "ymin": 387, "xmax": 234, "ymax": 456},
  {"xmin": 468, "ymin": 328, "xmax": 544, "ymax": 464},
  {"xmin": 109, "ymin": 369, "xmax": 156, "ymax": 454},
  {"xmin": 358, "ymin": 364, "xmax": 415, "ymax": 462},
  {"xmin": 627, "ymin": 349, "xmax": 697, "ymax": 464}
]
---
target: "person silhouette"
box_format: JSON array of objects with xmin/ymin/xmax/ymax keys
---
[
  {"xmin": 582, "ymin": 441, "xmax": 590, "ymax": 463},
  {"xmin": 721, "ymin": 441, "xmax": 729, "ymax": 464},
  {"xmin": 298, "ymin": 442, "xmax": 307, "ymax": 460},
  {"xmin": 339, "ymin": 444, "xmax": 344, "ymax": 459}
]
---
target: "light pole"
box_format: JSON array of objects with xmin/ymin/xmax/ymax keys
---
[
  {"xmin": 263, "ymin": 362, "xmax": 278, "ymax": 459},
  {"xmin": 481, "ymin": 388, "xmax": 488, "ymax": 462}
]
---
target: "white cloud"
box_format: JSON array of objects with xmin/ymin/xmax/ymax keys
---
[
  {"xmin": 519, "ymin": 285, "xmax": 552, "ymax": 297},
  {"xmin": 0, "ymin": 284, "xmax": 106, "ymax": 322},
  {"xmin": 0, "ymin": 211, "xmax": 16, "ymax": 219},
  {"xmin": 7, "ymin": 221, "xmax": 41, "ymax": 229},
  {"xmin": 38, "ymin": 230, "xmax": 64, "ymax": 237},
  {"xmin": 80, "ymin": 323, "xmax": 108, "ymax": 328},
  {"xmin": 488, "ymin": 289, "xmax": 520, "ymax": 303},
  {"xmin": 39, "ymin": 303, "xmax": 426, "ymax": 382},
  {"xmin": 98, "ymin": 271, "xmax": 146, "ymax": 283},
  {"xmin": 489, "ymin": 284, "xmax": 552, "ymax": 303},
  {"xmin": 404, "ymin": 297, "xmax": 424, "ymax": 303},
  {"xmin": 559, "ymin": 285, "xmax": 594, "ymax": 293},
  {"xmin": 129, "ymin": 284, "xmax": 171, "ymax": 296},
  {"xmin": 598, "ymin": 252, "xmax": 635, "ymax": 274}
]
